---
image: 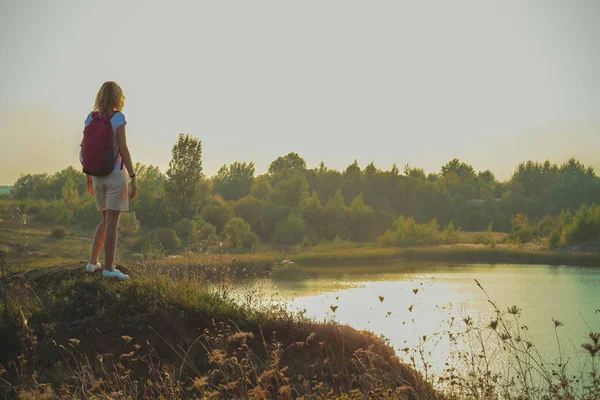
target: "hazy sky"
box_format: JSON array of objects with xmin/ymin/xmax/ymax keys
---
[{"xmin": 1, "ymin": 1, "xmax": 599, "ymax": 185}]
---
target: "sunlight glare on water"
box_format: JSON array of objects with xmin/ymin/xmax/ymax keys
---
[{"xmin": 248, "ymin": 263, "xmax": 600, "ymax": 377}]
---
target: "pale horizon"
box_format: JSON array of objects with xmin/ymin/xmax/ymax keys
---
[{"xmin": 1, "ymin": 1, "xmax": 599, "ymax": 185}]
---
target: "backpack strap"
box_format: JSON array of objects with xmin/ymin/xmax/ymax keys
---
[{"xmin": 111, "ymin": 111, "xmax": 125, "ymax": 170}]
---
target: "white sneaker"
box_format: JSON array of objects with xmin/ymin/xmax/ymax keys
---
[
  {"xmin": 86, "ymin": 262, "xmax": 102, "ymax": 273},
  {"xmin": 102, "ymin": 268, "xmax": 130, "ymax": 280}
]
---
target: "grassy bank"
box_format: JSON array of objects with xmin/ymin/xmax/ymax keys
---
[
  {"xmin": 0, "ymin": 266, "xmax": 438, "ymax": 399},
  {"xmin": 3, "ymin": 224, "xmax": 599, "ymax": 277},
  {"xmin": 153, "ymin": 252, "xmax": 278, "ymax": 278},
  {"xmin": 1, "ymin": 262, "xmax": 599, "ymax": 398},
  {"xmin": 289, "ymin": 246, "xmax": 600, "ymax": 267},
  {"xmin": 148, "ymin": 244, "xmax": 600, "ymax": 274}
]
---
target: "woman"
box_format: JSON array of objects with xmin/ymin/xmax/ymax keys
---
[{"xmin": 84, "ymin": 81, "xmax": 137, "ymax": 279}]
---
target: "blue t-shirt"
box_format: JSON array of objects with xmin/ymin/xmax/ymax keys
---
[{"xmin": 84, "ymin": 112, "xmax": 127, "ymax": 171}]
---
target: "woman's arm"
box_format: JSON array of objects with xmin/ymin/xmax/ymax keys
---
[{"xmin": 116, "ymin": 124, "xmax": 137, "ymax": 199}]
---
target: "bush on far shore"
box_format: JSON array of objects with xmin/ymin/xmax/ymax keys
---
[
  {"xmin": 378, "ymin": 216, "xmax": 441, "ymax": 247},
  {"xmin": 138, "ymin": 228, "xmax": 181, "ymax": 252},
  {"xmin": 50, "ymin": 226, "xmax": 67, "ymax": 239}
]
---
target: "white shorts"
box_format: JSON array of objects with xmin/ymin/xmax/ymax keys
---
[{"xmin": 92, "ymin": 170, "xmax": 129, "ymax": 212}]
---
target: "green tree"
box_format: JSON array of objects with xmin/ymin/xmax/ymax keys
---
[
  {"xmin": 349, "ymin": 193, "xmax": 376, "ymax": 242},
  {"xmin": 441, "ymin": 159, "xmax": 477, "ymax": 182},
  {"xmin": 165, "ymin": 134, "xmax": 206, "ymax": 221},
  {"xmin": 403, "ymin": 164, "xmax": 426, "ymax": 179},
  {"xmin": 130, "ymin": 163, "xmax": 168, "ymax": 229},
  {"xmin": 323, "ymin": 189, "xmax": 349, "ymax": 240},
  {"xmin": 251, "ymin": 175, "xmax": 272, "ymax": 200},
  {"xmin": 224, "ymin": 217, "xmax": 258, "ymax": 249},
  {"xmin": 201, "ymin": 197, "xmax": 234, "ymax": 233},
  {"xmin": 342, "ymin": 160, "xmax": 362, "ymax": 203},
  {"xmin": 442, "ymin": 221, "xmax": 461, "ymax": 244},
  {"xmin": 386, "ymin": 216, "xmax": 441, "ymax": 246},
  {"xmin": 257, "ymin": 204, "xmax": 289, "ymax": 241},
  {"xmin": 472, "ymin": 222, "xmax": 496, "ymax": 246},
  {"xmin": 268, "ymin": 152, "xmax": 306, "ymax": 176},
  {"xmin": 213, "ymin": 162, "xmax": 255, "ymax": 201},
  {"xmin": 510, "ymin": 213, "xmax": 534, "ymax": 244},
  {"xmin": 271, "ymin": 175, "xmax": 309, "ymax": 207},
  {"xmin": 547, "ymin": 227, "xmax": 562, "ymax": 249},
  {"xmin": 120, "ymin": 212, "xmax": 141, "ymax": 235},
  {"xmin": 60, "ymin": 177, "xmax": 79, "ymax": 207},
  {"xmin": 74, "ymin": 197, "xmax": 100, "ymax": 228},
  {"xmin": 51, "ymin": 166, "xmax": 87, "ymax": 198},
  {"xmin": 564, "ymin": 204, "xmax": 600, "ymax": 245},
  {"xmin": 312, "ymin": 162, "xmax": 344, "ymax": 204},
  {"xmin": 374, "ymin": 209, "xmax": 396, "ymax": 236},
  {"xmin": 234, "ymin": 195, "xmax": 265, "ymax": 233},
  {"xmin": 273, "ymin": 212, "xmax": 306, "ymax": 245},
  {"xmin": 173, "ymin": 218, "xmax": 197, "ymax": 244},
  {"xmin": 12, "ymin": 173, "xmax": 50, "ymax": 200},
  {"xmin": 146, "ymin": 228, "xmax": 181, "ymax": 251},
  {"xmin": 301, "ymin": 191, "xmax": 324, "ymax": 241},
  {"xmin": 197, "ymin": 222, "xmax": 217, "ymax": 242},
  {"xmin": 57, "ymin": 176, "xmax": 79, "ymax": 223}
]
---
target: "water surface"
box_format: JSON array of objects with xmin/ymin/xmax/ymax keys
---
[{"xmin": 244, "ymin": 262, "xmax": 600, "ymax": 377}]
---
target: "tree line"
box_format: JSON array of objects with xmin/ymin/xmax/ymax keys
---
[{"xmin": 3, "ymin": 134, "xmax": 600, "ymax": 250}]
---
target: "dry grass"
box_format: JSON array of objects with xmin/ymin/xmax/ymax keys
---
[
  {"xmin": 289, "ymin": 246, "xmax": 600, "ymax": 267},
  {"xmin": 458, "ymin": 231, "xmax": 508, "ymax": 243},
  {"xmin": 1, "ymin": 254, "xmax": 599, "ymax": 399},
  {"xmin": 0, "ymin": 225, "xmax": 139, "ymax": 270},
  {"xmin": 0, "ymin": 261, "xmax": 441, "ymax": 399}
]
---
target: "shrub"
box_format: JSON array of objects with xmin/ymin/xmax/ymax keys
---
[
  {"xmin": 234, "ymin": 195, "xmax": 265, "ymax": 232},
  {"xmin": 201, "ymin": 200, "xmax": 234, "ymax": 233},
  {"xmin": 377, "ymin": 217, "xmax": 440, "ymax": 247},
  {"xmin": 509, "ymin": 214, "xmax": 533, "ymax": 244},
  {"xmin": 251, "ymin": 175, "xmax": 272, "ymax": 200},
  {"xmin": 564, "ymin": 204, "xmax": 600, "ymax": 245},
  {"xmin": 348, "ymin": 193, "xmax": 377, "ymax": 242},
  {"xmin": 73, "ymin": 198, "xmax": 100, "ymax": 228},
  {"xmin": 22, "ymin": 199, "xmax": 45, "ymax": 216},
  {"xmin": 33, "ymin": 201, "xmax": 63, "ymax": 224},
  {"xmin": 196, "ymin": 222, "xmax": 217, "ymax": 242},
  {"xmin": 537, "ymin": 215, "xmax": 560, "ymax": 237},
  {"xmin": 472, "ymin": 223, "xmax": 496, "ymax": 247},
  {"xmin": 141, "ymin": 234, "xmax": 166, "ymax": 259},
  {"xmin": 144, "ymin": 228, "xmax": 181, "ymax": 251},
  {"xmin": 50, "ymin": 226, "xmax": 67, "ymax": 239},
  {"xmin": 377, "ymin": 230, "xmax": 397, "ymax": 247},
  {"xmin": 173, "ymin": 218, "xmax": 197, "ymax": 242},
  {"xmin": 442, "ymin": 222, "xmax": 461, "ymax": 245},
  {"xmin": 547, "ymin": 227, "xmax": 562, "ymax": 249},
  {"xmin": 273, "ymin": 212, "xmax": 306, "ymax": 245},
  {"xmin": 120, "ymin": 212, "xmax": 141, "ymax": 235},
  {"xmin": 328, "ymin": 235, "xmax": 354, "ymax": 249},
  {"xmin": 396, "ymin": 217, "xmax": 440, "ymax": 246},
  {"xmin": 374, "ymin": 209, "xmax": 396, "ymax": 236},
  {"xmin": 242, "ymin": 231, "xmax": 259, "ymax": 249},
  {"xmin": 300, "ymin": 234, "xmax": 313, "ymax": 248},
  {"xmin": 224, "ymin": 217, "xmax": 258, "ymax": 249},
  {"xmin": 559, "ymin": 209, "xmax": 573, "ymax": 226}
]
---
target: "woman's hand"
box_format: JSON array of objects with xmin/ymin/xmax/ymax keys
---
[{"xmin": 130, "ymin": 177, "xmax": 137, "ymax": 200}]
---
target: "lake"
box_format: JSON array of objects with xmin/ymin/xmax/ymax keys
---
[{"xmin": 238, "ymin": 262, "xmax": 600, "ymax": 384}]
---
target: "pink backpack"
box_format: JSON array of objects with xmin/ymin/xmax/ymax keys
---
[{"xmin": 81, "ymin": 111, "xmax": 119, "ymax": 176}]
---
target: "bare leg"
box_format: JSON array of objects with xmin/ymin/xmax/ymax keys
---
[
  {"xmin": 89, "ymin": 211, "xmax": 107, "ymax": 265},
  {"xmin": 104, "ymin": 209, "xmax": 122, "ymax": 271}
]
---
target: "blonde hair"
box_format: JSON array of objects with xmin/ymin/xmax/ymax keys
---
[{"xmin": 93, "ymin": 81, "xmax": 125, "ymax": 115}]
